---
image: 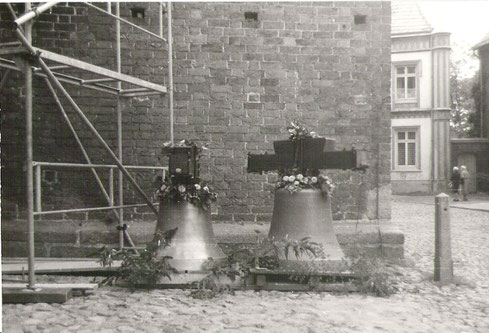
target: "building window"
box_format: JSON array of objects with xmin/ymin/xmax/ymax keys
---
[
  {"xmin": 395, "ymin": 65, "xmax": 417, "ymax": 101},
  {"xmin": 393, "ymin": 128, "xmax": 419, "ymax": 169}
]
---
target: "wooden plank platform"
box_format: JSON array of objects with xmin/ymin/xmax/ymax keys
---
[
  {"xmin": 3, "ymin": 283, "xmax": 99, "ymax": 295},
  {"xmin": 2, "ymin": 258, "xmax": 121, "ymax": 274},
  {"xmin": 3, "ymin": 287, "xmax": 73, "ymax": 304},
  {"xmin": 249, "ymin": 268, "xmax": 358, "ymax": 292}
]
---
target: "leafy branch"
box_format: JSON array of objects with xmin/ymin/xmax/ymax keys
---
[{"xmin": 98, "ymin": 228, "xmax": 178, "ymax": 291}]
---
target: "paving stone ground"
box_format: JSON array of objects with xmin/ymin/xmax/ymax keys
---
[{"xmin": 3, "ymin": 195, "xmax": 489, "ymax": 333}]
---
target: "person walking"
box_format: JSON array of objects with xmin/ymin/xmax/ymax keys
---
[
  {"xmin": 460, "ymin": 165, "xmax": 470, "ymax": 201},
  {"xmin": 450, "ymin": 166, "xmax": 461, "ymax": 201}
]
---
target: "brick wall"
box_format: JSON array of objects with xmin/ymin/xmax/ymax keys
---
[{"xmin": 0, "ymin": 2, "xmax": 391, "ymax": 223}]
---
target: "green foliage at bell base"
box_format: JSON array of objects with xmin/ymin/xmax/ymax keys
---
[{"xmin": 98, "ymin": 228, "xmax": 178, "ymax": 291}]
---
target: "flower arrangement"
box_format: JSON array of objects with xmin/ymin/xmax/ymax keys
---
[
  {"xmin": 162, "ymin": 139, "xmax": 208, "ymax": 154},
  {"xmin": 287, "ymin": 121, "xmax": 318, "ymax": 141},
  {"xmin": 277, "ymin": 121, "xmax": 335, "ymax": 196},
  {"xmin": 157, "ymin": 178, "xmax": 217, "ymax": 210},
  {"xmin": 276, "ymin": 169, "xmax": 335, "ymax": 196},
  {"xmin": 156, "ymin": 140, "xmax": 216, "ymax": 210}
]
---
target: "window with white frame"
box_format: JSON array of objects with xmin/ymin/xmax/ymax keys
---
[
  {"xmin": 393, "ymin": 128, "xmax": 419, "ymax": 169},
  {"xmin": 394, "ymin": 64, "xmax": 418, "ymax": 102}
]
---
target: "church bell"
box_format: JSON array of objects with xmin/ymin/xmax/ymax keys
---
[
  {"xmin": 269, "ymin": 188, "xmax": 346, "ymax": 270},
  {"xmin": 154, "ymin": 199, "xmax": 226, "ymax": 272},
  {"xmin": 154, "ymin": 144, "xmax": 226, "ymax": 272}
]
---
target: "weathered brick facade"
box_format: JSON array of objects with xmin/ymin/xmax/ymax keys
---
[{"xmin": 1, "ymin": 2, "xmax": 391, "ymax": 224}]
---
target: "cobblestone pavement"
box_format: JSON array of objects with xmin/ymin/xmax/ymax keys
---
[{"xmin": 3, "ymin": 196, "xmax": 489, "ymax": 333}]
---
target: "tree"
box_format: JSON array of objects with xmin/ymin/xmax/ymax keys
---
[
  {"xmin": 449, "ymin": 41, "xmax": 481, "ymax": 138},
  {"xmin": 450, "ymin": 59, "xmax": 478, "ymax": 138},
  {"xmin": 467, "ymin": 70, "xmax": 481, "ymax": 137}
]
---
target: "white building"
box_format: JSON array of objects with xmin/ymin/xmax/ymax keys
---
[{"xmin": 391, "ymin": 2, "xmax": 451, "ymax": 194}]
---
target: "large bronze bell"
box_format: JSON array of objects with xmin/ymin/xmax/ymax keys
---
[
  {"xmin": 269, "ymin": 188, "xmax": 346, "ymax": 270},
  {"xmin": 154, "ymin": 199, "xmax": 226, "ymax": 272}
]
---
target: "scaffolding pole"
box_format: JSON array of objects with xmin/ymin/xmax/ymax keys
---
[
  {"xmin": 14, "ymin": 2, "xmax": 59, "ymax": 27},
  {"xmin": 115, "ymin": 2, "xmax": 125, "ymax": 251},
  {"xmin": 15, "ymin": 28, "xmax": 159, "ymax": 216},
  {"xmin": 24, "ymin": 2, "xmax": 36, "ymax": 290},
  {"xmin": 167, "ymin": 1, "xmax": 174, "ymax": 144}
]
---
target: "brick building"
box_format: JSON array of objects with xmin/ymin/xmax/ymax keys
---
[{"xmin": 1, "ymin": 2, "xmax": 392, "ymax": 230}]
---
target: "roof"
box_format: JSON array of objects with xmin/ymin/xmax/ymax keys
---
[
  {"xmin": 473, "ymin": 31, "xmax": 489, "ymax": 50},
  {"xmin": 392, "ymin": 1, "xmax": 433, "ymax": 36}
]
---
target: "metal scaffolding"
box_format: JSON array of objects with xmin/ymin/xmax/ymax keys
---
[{"xmin": 0, "ymin": 2, "xmax": 175, "ymax": 289}]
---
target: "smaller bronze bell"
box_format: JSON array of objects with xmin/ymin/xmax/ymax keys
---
[
  {"xmin": 154, "ymin": 199, "xmax": 226, "ymax": 272},
  {"xmin": 269, "ymin": 188, "xmax": 346, "ymax": 271}
]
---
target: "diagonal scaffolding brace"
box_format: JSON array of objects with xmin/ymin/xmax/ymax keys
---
[
  {"xmin": 14, "ymin": 27, "xmax": 159, "ymax": 216},
  {"xmin": 4, "ymin": 1, "xmax": 174, "ymax": 290},
  {"xmin": 43, "ymin": 76, "xmax": 140, "ymax": 253}
]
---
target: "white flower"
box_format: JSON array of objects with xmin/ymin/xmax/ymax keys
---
[
  {"xmin": 294, "ymin": 181, "xmax": 300, "ymax": 186},
  {"xmin": 203, "ymin": 186, "xmax": 209, "ymax": 192},
  {"xmin": 282, "ymin": 176, "xmax": 289, "ymax": 182},
  {"xmin": 178, "ymin": 185, "xmax": 186, "ymax": 193},
  {"xmin": 296, "ymin": 174, "xmax": 304, "ymax": 181},
  {"xmin": 288, "ymin": 175, "xmax": 296, "ymax": 182},
  {"xmin": 175, "ymin": 168, "xmax": 182, "ymax": 174},
  {"xmin": 194, "ymin": 184, "xmax": 201, "ymax": 190},
  {"xmin": 311, "ymin": 177, "xmax": 318, "ymax": 184},
  {"xmin": 159, "ymin": 184, "xmax": 167, "ymax": 192}
]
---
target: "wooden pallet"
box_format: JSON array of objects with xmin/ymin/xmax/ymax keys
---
[
  {"xmin": 3, "ymin": 282, "xmax": 99, "ymax": 295},
  {"xmin": 2, "ymin": 286, "xmax": 73, "ymax": 304},
  {"xmin": 248, "ymin": 268, "xmax": 358, "ymax": 292},
  {"xmin": 2, "ymin": 257, "xmax": 121, "ymax": 275},
  {"xmin": 2, "ymin": 281, "xmax": 99, "ymax": 304}
]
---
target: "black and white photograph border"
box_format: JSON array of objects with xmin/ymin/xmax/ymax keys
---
[{"xmin": 1, "ymin": 1, "xmax": 488, "ymax": 332}]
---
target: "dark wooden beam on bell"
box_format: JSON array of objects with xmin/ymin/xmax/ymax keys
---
[{"xmin": 166, "ymin": 145, "xmax": 200, "ymax": 183}]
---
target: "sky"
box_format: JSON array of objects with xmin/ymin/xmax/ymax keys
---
[{"xmin": 415, "ymin": 0, "xmax": 489, "ymax": 77}]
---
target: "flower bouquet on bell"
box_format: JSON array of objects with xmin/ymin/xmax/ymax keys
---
[
  {"xmin": 156, "ymin": 178, "xmax": 217, "ymax": 210},
  {"xmin": 276, "ymin": 169, "xmax": 335, "ymax": 197},
  {"xmin": 286, "ymin": 121, "xmax": 319, "ymax": 141}
]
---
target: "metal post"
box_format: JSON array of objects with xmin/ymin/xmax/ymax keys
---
[
  {"xmin": 167, "ymin": 1, "xmax": 174, "ymax": 144},
  {"xmin": 35, "ymin": 164, "xmax": 41, "ymax": 212},
  {"xmin": 24, "ymin": 2, "xmax": 36, "ymax": 289},
  {"xmin": 109, "ymin": 167, "xmax": 114, "ymax": 205},
  {"xmin": 159, "ymin": 2, "xmax": 164, "ymax": 38},
  {"xmin": 115, "ymin": 2, "xmax": 124, "ymax": 251},
  {"xmin": 15, "ymin": 28, "xmax": 158, "ymax": 215},
  {"xmin": 434, "ymin": 193, "xmax": 453, "ymax": 284}
]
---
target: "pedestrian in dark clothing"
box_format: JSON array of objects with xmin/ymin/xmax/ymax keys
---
[
  {"xmin": 460, "ymin": 165, "xmax": 470, "ymax": 201},
  {"xmin": 450, "ymin": 167, "xmax": 461, "ymax": 201}
]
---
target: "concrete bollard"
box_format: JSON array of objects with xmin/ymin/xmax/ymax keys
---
[{"xmin": 434, "ymin": 193, "xmax": 453, "ymax": 284}]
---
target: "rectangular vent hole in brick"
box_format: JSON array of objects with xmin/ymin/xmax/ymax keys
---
[
  {"xmin": 131, "ymin": 7, "xmax": 145, "ymax": 19},
  {"xmin": 244, "ymin": 12, "xmax": 258, "ymax": 21},
  {"xmin": 354, "ymin": 15, "xmax": 367, "ymax": 25}
]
